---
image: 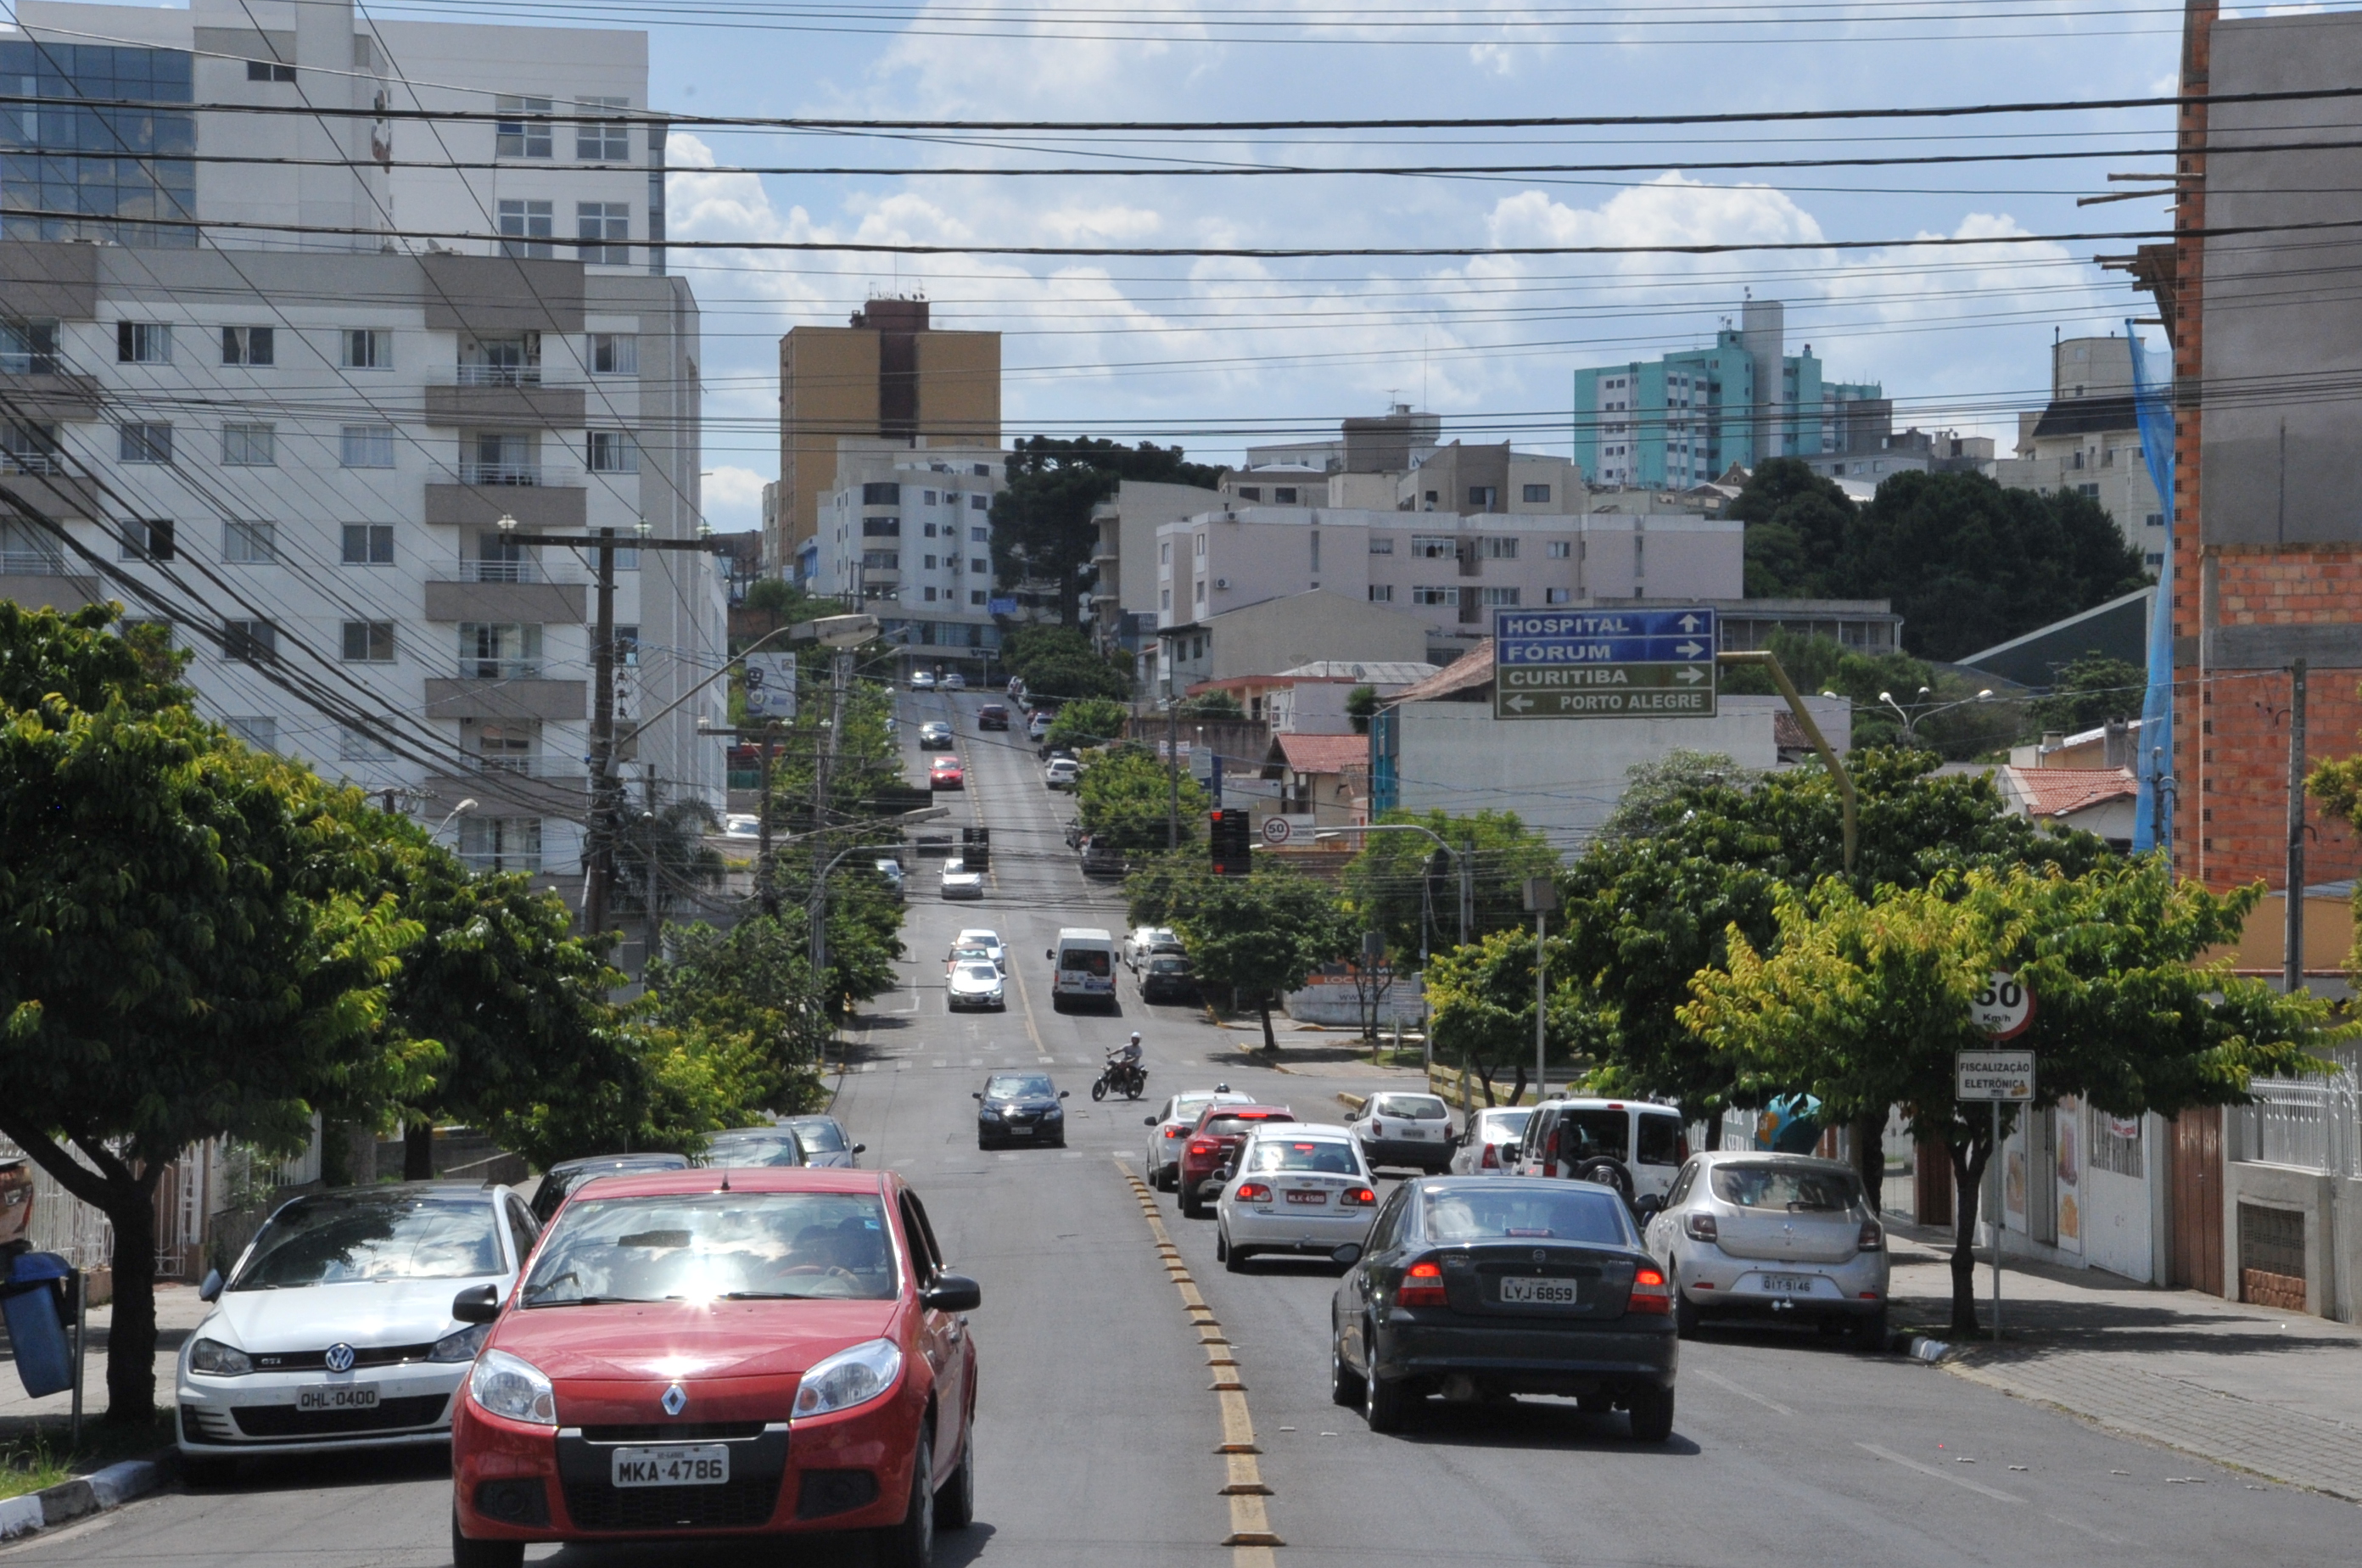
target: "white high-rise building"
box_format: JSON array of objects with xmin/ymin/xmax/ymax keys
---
[
  {"xmin": 809, "ymin": 441, "xmax": 1010, "ymax": 668},
  {"xmin": 0, "ymin": 1, "xmax": 721, "ymax": 898}
]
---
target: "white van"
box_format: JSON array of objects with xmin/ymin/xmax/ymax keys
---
[{"xmin": 1047, "ymin": 927, "xmax": 1118, "ymax": 1012}]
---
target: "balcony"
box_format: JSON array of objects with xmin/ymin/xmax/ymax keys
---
[
  {"xmin": 456, "ymin": 460, "xmax": 580, "ymax": 488},
  {"xmin": 0, "ymin": 372, "xmax": 103, "ymax": 423},
  {"xmin": 0, "ymin": 466, "xmax": 106, "ymax": 522},
  {"xmin": 426, "ymin": 481, "xmax": 585, "ymax": 532},
  {"xmin": 424, "ymin": 676, "xmax": 587, "ymax": 722},
  {"xmin": 426, "ymin": 383, "xmax": 585, "ymax": 428},
  {"xmin": 427, "ymin": 756, "xmax": 586, "ymax": 811},
  {"xmin": 424, "ymin": 571, "xmax": 586, "ymax": 624},
  {"xmin": 455, "ymin": 364, "xmax": 542, "ymax": 387}
]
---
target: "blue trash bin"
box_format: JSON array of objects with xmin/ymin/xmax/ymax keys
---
[{"xmin": 2, "ymin": 1251, "xmax": 76, "ymax": 1399}]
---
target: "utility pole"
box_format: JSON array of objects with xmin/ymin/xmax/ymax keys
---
[
  {"xmin": 1525, "ymin": 876, "xmax": 1558, "ymax": 1107},
  {"xmin": 810, "ymin": 647, "xmax": 852, "ymax": 988},
  {"xmin": 1458, "ymin": 835, "xmax": 1475, "ymax": 947},
  {"xmin": 757, "ymin": 725, "xmax": 778, "ymax": 917},
  {"xmin": 641, "ymin": 766, "xmax": 661, "ymax": 981},
  {"xmin": 2287, "ymin": 657, "xmax": 2309, "ymax": 994},
  {"xmin": 1167, "ymin": 703, "xmax": 1181, "ymax": 850}
]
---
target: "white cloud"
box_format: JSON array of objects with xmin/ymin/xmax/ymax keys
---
[{"xmin": 702, "ymin": 466, "xmax": 770, "ymax": 533}]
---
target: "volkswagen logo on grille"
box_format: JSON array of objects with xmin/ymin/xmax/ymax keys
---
[
  {"xmin": 323, "ymin": 1343, "xmax": 355, "ymax": 1374},
  {"xmin": 662, "ymin": 1383, "xmax": 689, "ymax": 1417}
]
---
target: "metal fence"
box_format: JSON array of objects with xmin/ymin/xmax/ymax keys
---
[
  {"xmin": 0, "ymin": 1122, "xmax": 322, "ymax": 1276},
  {"xmin": 2237, "ymin": 1067, "xmax": 2362, "ymax": 1178}
]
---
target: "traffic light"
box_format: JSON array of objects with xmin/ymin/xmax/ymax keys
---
[
  {"xmin": 1209, "ymin": 809, "xmax": 1251, "ymax": 876},
  {"xmin": 962, "ymin": 825, "xmax": 990, "ymax": 872}
]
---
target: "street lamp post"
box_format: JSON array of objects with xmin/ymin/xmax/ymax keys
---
[
  {"xmin": 1313, "ymin": 822, "xmax": 1473, "ymax": 962},
  {"xmin": 1878, "ymin": 686, "xmax": 1995, "ymax": 747}
]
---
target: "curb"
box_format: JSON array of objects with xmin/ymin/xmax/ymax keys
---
[
  {"xmin": 1336, "ymin": 1092, "xmax": 1367, "ymax": 1112},
  {"xmin": 1906, "ymin": 1335, "xmax": 1952, "ymax": 1364},
  {"xmin": 0, "ymin": 1459, "xmax": 165, "ymax": 1543}
]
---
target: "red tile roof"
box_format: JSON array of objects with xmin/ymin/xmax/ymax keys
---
[
  {"xmin": 2008, "ymin": 766, "xmax": 2136, "ymax": 818},
  {"xmin": 1276, "ymin": 733, "xmax": 1369, "ymax": 776}
]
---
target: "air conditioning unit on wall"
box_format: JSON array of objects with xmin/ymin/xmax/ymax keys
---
[{"xmin": 1214, "ymin": 577, "xmax": 1230, "ymax": 589}]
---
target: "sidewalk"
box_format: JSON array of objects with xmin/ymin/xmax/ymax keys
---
[
  {"xmin": 0, "ymin": 1282, "xmax": 210, "ymax": 1432},
  {"xmin": 1884, "ymin": 1221, "xmax": 2362, "ymax": 1499}
]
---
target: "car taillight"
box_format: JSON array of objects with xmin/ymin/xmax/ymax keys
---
[
  {"xmin": 1164, "ymin": 1126, "xmax": 1185, "ymax": 1138},
  {"xmin": 1341, "ymin": 1187, "xmax": 1378, "ymax": 1207},
  {"xmin": 1676, "ymin": 1134, "xmax": 1689, "ymax": 1162},
  {"xmin": 1627, "ymin": 1266, "xmax": 1674, "ymax": 1315},
  {"xmin": 1395, "ymin": 1260, "xmax": 1449, "ymax": 1308},
  {"xmin": 1369, "ymin": 1120, "xmax": 1385, "ymax": 1137},
  {"xmin": 1858, "ymin": 1218, "xmax": 1883, "ymax": 1252},
  {"xmin": 1188, "ymin": 1139, "xmax": 1217, "ymax": 1156},
  {"xmin": 1236, "ymin": 1182, "xmax": 1272, "ymax": 1203},
  {"xmin": 1543, "ymin": 1128, "xmax": 1561, "ymax": 1166},
  {"xmin": 1685, "ymin": 1212, "xmax": 1718, "ymax": 1244},
  {"xmin": 1480, "ymin": 1143, "xmax": 1499, "ymax": 1169}
]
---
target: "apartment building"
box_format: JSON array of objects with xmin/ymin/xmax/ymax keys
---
[
  {"xmin": 775, "ymin": 300, "xmax": 999, "ymax": 579},
  {"xmin": 808, "ymin": 440, "xmax": 1009, "ymax": 664},
  {"xmin": 1992, "ymin": 336, "xmax": 2166, "ymax": 566},
  {"xmin": 0, "ymin": 2, "xmax": 721, "ymax": 883}
]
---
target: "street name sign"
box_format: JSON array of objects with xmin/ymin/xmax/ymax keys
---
[
  {"xmin": 1956, "ymin": 1049, "xmax": 2036, "ymax": 1101},
  {"xmin": 1492, "ymin": 608, "xmax": 1719, "ymax": 719}
]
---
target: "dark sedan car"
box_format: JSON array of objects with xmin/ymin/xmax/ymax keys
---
[
  {"xmin": 1139, "ymin": 953, "xmax": 1197, "ymax": 1004},
  {"xmin": 529, "ymin": 1152, "xmax": 690, "ymax": 1226},
  {"xmin": 1329, "ymin": 1177, "xmax": 1677, "ymax": 1439},
  {"xmin": 977, "ymin": 703, "xmax": 1010, "ymax": 731},
  {"xmin": 974, "ymin": 1072, "xmax": 1069, "ymax": 1149}
]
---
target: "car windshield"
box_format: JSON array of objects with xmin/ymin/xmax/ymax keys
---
[
  {"xmin": 1710, "ymin": 1163, "xmax": 1861, "ymax": 1212},
  {"xmin": 987, "ymin": 1074, "xmax": 1054, "ymax": 1100},
  {"xmin": 789, "ymin": 1120, "xmax": 848, "ymax": 1153},
  {"xmin": 233, "ymin": 1194, "xmax": 501, "ymax": 1290},
  {"xmin": 523, "ymin": 1193, "xmax": 896, "ymax": 1304},
  {"xmin": 952, "ymin": 947, "xmax": 991, "ymax": 964},
  {"xmin": 959, "ymin": 965, "xmax": 1000, "ymax": 983},
  {"xmin": 1373, "ymin": 1095, "xmax": 1447, "ymax": 1121},
  {"xmin": 1246, "ymin": 1140, "xmax": 1359, "ymax": 1174},
  {"xmin": 706, "ymin": 1136, "xmax": 802, "ymax": 1168},
  {"xmin": 1150, "ymin": 957, "xmax": 1189, "ymax": 973},
  {"xmin": 1421, "ymin": 1187, "xmax": 1634, "ymax": 1246},
  {"xmin": 1481, "ymin": 1110, "xmax": 1533, "ymax": 1138}
]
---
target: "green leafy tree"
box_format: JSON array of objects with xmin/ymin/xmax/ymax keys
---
[
  {"xmin": 1078, "ymin": 745, "xmax": 1210, "ymax": 853},
  {"xmin": 1340, "ymin": 809, "xmax": 1561, "ymax": 965},
  {"xmin": 643, "ymin": 916, "xmax": 835, "ymax": 1115},
  {"xmin": 1168, "ymin": 862, "xmax": 1356, "ymax": 1050},
  {"xmin": 2028, "ymin": 651, "xmax": 2146, "ymax": 736},
  {"xmin": 1122, "ymin": 850, "xmax": 1201, "ymax": 927},
  {"xmin": 1425, "ymin": 928, "xmax": 1598, "ymax": 1107},
  {"xmin": 1597, "ymin": 750, "xmax": 1755, "ymax": 845},
  {"xmin": 1346, "ymin": 685, "xmax": 1380, "ymax": 735},
  {"xmin": 1681, "ymin": 865, "xmax": 2341, "ymax": 1333},
  {"xmin": 990, "ymin": 437, "xmax": 1219, "ymax": 625},
  {"xmin": 1177, "ymin": 689, "xmax": 1244, "ymax": 720},
  {"xmin": 1046, "ymin": 697, "xmax": 1131, "ymax": 750},
  {"xmin": 1735, "ymin": 457, "xmax": 1859, "ymax": 600},
  {"xmin": 1721, "ymin": 630, "xmax": 2021, "ymax": 759},
  {"xmin": 1003, "ymin": 625, "xmax": 1134, "ymax": 702},
  {"xmin": 0, "ymin": 605, "xmax": 429, "ymax": 1423}
]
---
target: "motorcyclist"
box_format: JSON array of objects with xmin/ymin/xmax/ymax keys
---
[{"xmin": 1109, "ymin": 1033, "xmax": 1143, "ymax": 1068}]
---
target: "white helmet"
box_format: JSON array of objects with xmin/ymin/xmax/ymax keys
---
[{"xmin": 1130, "ymin": 1032, "xmax": 1142, "ymax": 1044}]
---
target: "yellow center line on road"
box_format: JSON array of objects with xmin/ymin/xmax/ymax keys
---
[{"xmin": 1114, "ymin": 1157, "xmax": 1284, "ymax": 1562}]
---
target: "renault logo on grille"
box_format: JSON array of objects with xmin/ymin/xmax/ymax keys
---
[
  {"xmin": 323, "ymin": 1343, "xmax": 355, "ymax": 1374},
  {"xmin": 662, "ymin": 1383, "xmax": 689, "ymax": 1417},
  {"xmin": 1532, "ymin": 1250, "xmax": 1547, "ymax": 1263}
]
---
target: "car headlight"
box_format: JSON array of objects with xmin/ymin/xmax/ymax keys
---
[
  {"xmin": 429, "ymin": 1322, "xmax": 491, "ymax": 1364},
  {"xmin": 1044, "ymin": 1105, "xmax": 1064, "ymax": 1118},
  {"xmin": 979, "ymin": 1104, "xmax": 1002, "ymax": 1120},
  {"xmin": 792, "ymin": 1338, "xmax": 903, "ymax": 1420},
  {"xmin": 188, "ymin": 1337, "xmax": 251, "ymax": 1376},
  {"xmin": 469, "ymin": 1347, "xmax": 557, "ymax": 1425}
]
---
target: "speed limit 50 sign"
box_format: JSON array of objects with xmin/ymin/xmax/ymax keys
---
[{"xmin": 1968, "ymin": 972, "xmax": 2034, "ymax": 1039}]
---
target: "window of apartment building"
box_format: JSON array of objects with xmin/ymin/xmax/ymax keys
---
[
  {"xmin": 923, "ymin": 555, "xmax": 938, "ymax": 570},
  {"xmin": 224, "ymin": 619, "xmax": 277, "ymax": 664},
  {"xmin": 1195, "ymin": 580, "xmax": 1206, "ymax": 604},
  {"xmin": 118, "ymin": 422, "xmax": 172, "ymax": 464},
  {"xmin": 498, "ymin": 199, "xmax": 554, "ymax": 259},
  {"xmin": 921, "ymin": 522, "xmax": 937, "ymax": 538},
  {"xmin": 1275, "ymin": 487, "xmax": 1299, "ymax": 503},
  {"xmin": 971, "ymin": 589, "xmax": 988, "ymax": 606},
  {"xmin": 225, "ymin": 716, "xmax": 278, "ymax": 752},
  {"xmin": 587, "ymin": 429, "xmax": 640, "ymax": 473},
  {"xmin": 460, "ymin": 622, "xmax": 543, "ymax": 678},
  {"xmin": 2145, "ymin": 552, "xmax": 2165, "ymax": 569},
  {"xmin": 1, "ymin": 320, "xmax": 59, "ymax": 375},
  {"xmin": 1309, "ymin": 531, "xmax": 1321, "ymax": 573},
  {"xmin": 343, "ymin": 329, "xmax": 393, "ymax": 369},
  {"xmin": 1548, "ymin": 539, "xmax": 1574, "ymax": 558},
  {"xmin": 460, "ymin": 331, "xmax": 540, "ymax": 385},
  {"xmin": 341, "ymin": 424, "xmax": 395, "ymax": 468},
  {"xmin": 223, "ymin": 519, "xmax": 277, "ymax": 563},
  {"xmin": 921, "ymin": 490, "xmax": 938, "ymax": 506},
  {"xmin": 496, "ymin": 96, "xmax": 555, "ymax": 157},
  {"xmin": 1160, "ymin": 540, "xmax": 1172, "ymax": 564},
  {"xmin": 117, "ymin": 518, "xmax": 175, "ymax": 560},
  {"xmin": 341, "ymin": 620, "xmax": 395, "ymax": 663},
  {"xmin": 220, "ymin": 326, "xmax": 273, "ymax": 366},
  {"xmin": 1236, "ymin": 486, "xmax": 1261, "ymax": 501},
  {"xmin": 343, "ymin": 523, "xmax": 395, "ymax": 564},
  {"xmin": 245, "ymin": 59, "xmax": 295, "ymax": 83},
  {"xmin": 1, "ymin": 421, "xmax": 62, "ymax": 475},
  {"xmin": 1369, "ymin": 584, "xmax": 1394, "ymax": 603},
  {"xmin": 1412, "ymin": 585, "xmax": 1458, "ymax": 606},
  {"xmin": 970, "ymin": 557, "xmax": 987, "ymax": 574},
  {"xmin": 221, "ymin": 423, "xmax": 276, "ymax": 467},
  {"xmin": 339, "ymin": 724, "xmax": 395, "ymax": 763},
  {"xmin": 1469, "ymin": 485, "xmax": 1498, "ymax": 509},
  {"xmin": 574, "ymin": 97, "xmax": 630, "ymax": 160},
  {"xmin": 862, "ymin": 517, "xmax": 901, "ymax": 537},
  {"xmin": 1195, "ymin": 533, "xmax": 1206, "ymax": 557},
  {"xmin": 2146, "ymin": 512, "xmax": 2165, "ymax": 530},
  {"xmin": 1161, "ymin": 587, "xmax": 1172, "ymax": 611},
  {"xmin": 1411, "ymin": 535, "xmax": 1455, "ymax": 558},
  {"xmin": 864, "ymin": 482, "xmax": 901, "ymax": 505},
  {"xmin": 1480, "ymin": 586, "xmax": 1520, "ymax": 607},
  {"xmin": 116, "ymin": 322, "xmax": 171, "ymax": 363},
  {"xmin": 1482, "ymin": 536, "xmax": 1517, "ymax": 559},
  {"xmin": 862, "ymin": 551, "xmax": 898, "ymax": 571},
  {"xmin": 2079, "ymin": 482, "xmax": 2100, "ymax": 499},
  {"xmin": 577, "ymin": 202, "xmax": 630, "ymax": 266},
  {"xmin": 1522, "ymin": 484, "xmax": 1551, "ymax": 503},
  {"xmin": 1545, "ymin": 587, "xmax": 1572, "ymax": 604},
  {"xmin": 590, "ymin": 333, "xmax": 638, "ymax": 374},
  {"xmin": 460, "ymin": 815, "xmax": 542, "ymax": 874},
  {"xmin": 1369, "ymin": 536, "xmax": 1394, "ymax": 554},
  {"xmin": 468, "ymin": 430, "xmax": 538, "ymax": 484},
  {"xmin": 923, "ymin": 586, "xmax": 938, "ymax": 602},
  {"xmin": 971, "ymin": 494, "xmax": 988, "ymax": 510}
]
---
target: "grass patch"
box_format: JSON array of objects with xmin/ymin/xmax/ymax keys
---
[{"xmin": 0, "ymin": 1411, "xmax": 175, "ymax": 1500}]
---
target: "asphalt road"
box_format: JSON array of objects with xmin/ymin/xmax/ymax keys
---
[{"xmin": 14, "ymin": 683, "xmax": 2361, "ymax": 1566}]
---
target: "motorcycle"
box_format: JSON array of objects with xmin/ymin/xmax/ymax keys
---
[{"xmin": 1091, "ymin": 1056, "xmax": 1147, "ymax": 1101}]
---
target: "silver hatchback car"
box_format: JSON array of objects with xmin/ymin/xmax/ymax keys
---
[{"xmin": 1638, "ymin": 1151, "xmax": 1889, "ymax": 1347}]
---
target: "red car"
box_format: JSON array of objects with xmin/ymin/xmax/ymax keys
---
[
  {"xmin": 977, "ymin": 703, "xmax": 1010, "ymax": 731},
  {"xmin": 929, "ymin": 757, "xmax": 965, "ymax": 791},
  {"xmin": 1177, "ymin": 1106, "xmax": 1296, "ymax": 1218},
  {"xmin": 449, "ymin": 1167, "xmax": 979, "ymax": 1568}
]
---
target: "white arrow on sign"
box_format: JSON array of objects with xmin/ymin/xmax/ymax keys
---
[
  {"xmin": 1505, "ymin": 694, "xmax": 1536, "ymax": 711},
  {"xmin": 1676, "ymin": 667, "xmax": 1705, "ymax": 684},
  {"xmin": 1675, "ymin": 641, "xmax": 1705, "ymax": 658},
  {"xmin": 1678, "ymin": 613, "xmax": 1703, "ymax": 632}
]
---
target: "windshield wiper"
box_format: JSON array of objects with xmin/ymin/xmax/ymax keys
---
[
  {"xmin": 716, "ymin": 1291, "xmax": 823, "ymax": 1302},
  {"xmin": 523, "ymin": 1295, "xmax": 620, "ymax": 1308}
]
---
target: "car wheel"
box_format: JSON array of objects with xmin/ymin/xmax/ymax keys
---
[
  {"xmin": 451, "ymin": 1508, "xmax": 525, "ymax": 1568},
  {"xmin": 1178, "ymin": 1184, "xmax": 1201, "ymax": 1218},
  {"xmin": 1213, "ymin": 1226, "xmax": 1229, "ymax": 1263},
  {"xmin": 181, "ymin": 1455, "xmax": 237, "ymax": 1489},
  {"xmin": 935, "ymin": 1406, "xmax": 975, "ymax": 1531},
  {"xmin": 1674, "ymin": 1285, "xmax": 1701, "ymax": 1341},
  {"xmin": 873, "ymin": 1429, "xmax": 936, "ymax": 1568},
  {"xmin": 1223, "ymin": 1235, "xmax": 1251, "ymax": 1273},
  {"xmin": 1329, "ymin": 1335, "xmax": 1366, "ymax": 1408},
  {"xmin": 1850, "ymin": 1306, "xmax": 1889, "ymax": 1352},
  {"xmin": 1627, "ymin": 1385, "xmax": 1675, "ymax": 1442},
  {"xmin": 977, "ymin": 1136, "xmax": 993, "ymax": 1151},
  {"xmin": 1363, "ymin": 1349, "xmax": 1409, "ymax": 1434}
]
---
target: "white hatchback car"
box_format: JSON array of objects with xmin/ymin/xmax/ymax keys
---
[
  {"xmin": 1214, "ymin": 1123, "xmax": 1379, "ymax": 1272},
  {"xmin": 1044, "ymin": 758, "xmax": 1081, "ymax": 790},
  {"xmin": 176, "ymin": 1182, "xmax": 534, "ymax": 1481},
  {"xmin": 1640, "ymin": 1151, "xmax": 1889, "ymax": 1346},
  {"xmin": 1447, "ymin": 1106, "xmax": 1535, "ymax": 1175},
  {"xmin": 943, "ymin": 671, "xmax": 967, "ymax": 691},
  {"xmin": 1141, "ymin": 1088, "xmax": 1257, "ymax": 1190},
  {"xmin": 940, "ymin": 859, "xmax": 986, "ymax": 899},
  {"xmin": 1346, "ymin": 1091, "xmax": 1458, "ymax": 1174},
  {"xmin": 955, "ymin": 928, "xmax": 1007, "ymax": 970},
  {"xmin": 949, "ymin": 960, "xmax": 1007, "ymax": 1011}
]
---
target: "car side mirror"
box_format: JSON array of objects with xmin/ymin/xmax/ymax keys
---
[
  {"xmin": 1501, "ymin": 1143, "xmax": 1520, "ymax": 1162},
  {"xmin": 1330, "ymin": 1243, "xmax": 1363, "ymax": 1267},
  {"xmin": 1046, "ymin": 948, "xmax": 1055, "ymax": 960},
  {"xmin": 1145, "ymin": 1115, "xmax": 1160, "ymax": 1126},
  {"xmin": 972, "ymin": 1091, "xmax": 983, "ymax": 1100},
  {"xmin": 1635, "ymin": 1195, "xmax": 1666, "ymax": 1221},
  {"xmin": 1217, "ymin": 1163, "xmax": 1236, "ymax": 1183},
  {"xmin": 1059, "ymin": 1090, "xmax": 1071, "ymax": 1100},
  {"xmin": 1344, "ymin": 1110, "xmax": 1359, "ymax": 1122},
  {"xmin": 451, "ymin": 1283, "xmax": 501, "ymax": 1324},
  {"xmin": 199, "ymin": 1268, "xmax": 224, "ymax": 1303},
  {"xmin": 853, "ymin": 1144, "xmax": 867, "ymax": 1156},
  {"xmin": 923, "ymin": 1274, "xmax": 982, "ymax": 1313}
]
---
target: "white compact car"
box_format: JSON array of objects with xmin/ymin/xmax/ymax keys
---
[
  {"xmin": 940, "ymin": 859, "xmax": 986, "ymax": 899},
  {"xmin": 910, "ymin": 670, "xmax": 937, "ymax": 691},
  {"xmin": 943, "ymin": 671, "xmax": 967, "ymax": 691},
  {"xmin": 1044, "ymin": 758, "xmax": 1081, "ymax": 791},
  {"xmin": 1141, "ymin": 1087, "xmax": 1257, "ymax": 1190},
  {"xmin": 1448, "ymin": 1106, "xmax": 1535, "ymax": 1175},
  {"xmin": 176, "ymin": 1182, "xmax": 534, "ymax": 1480},
  {"xmin": 1125, "ymin": 926, "xmax": 1184, "ymax": 971},
  {"xmin": 1215, "ymin": 1123, "xmax": 1379, "ymax": 1272},
  {"xmin": 1640, "ymin": 1151, "xmax": 1889, "ymax": 1346},
  {"xmin": 1347, "ymin": 1091, "xmax": 1458, "ymax": 1175},
  {"xmin": 955, "ymin": 928, "xmax": 1007, "ymax": 970},
  {"xmin": 949, "ymin": 960, "xmax": 1007, "ymax": 1011}
]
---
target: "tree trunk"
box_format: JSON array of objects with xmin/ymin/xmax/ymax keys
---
[
  {"xmin": 1945, "ymin": 1135, "xmax": 1993, "ymax": 1337},
  {"xmin": 103, "ymin": 1177, "xmax": 160, "ymax": 1424},
  {"xmin": 1855, "ymin": 1111, "xmax": 1885, "ymax": 1214},
  {"xmin": 1505, "ymin": 1063, "xmax": 1530, "ymax": 1109},
  {"xmin": 404, "ymin": 1120, "xmax": 435, "ymax": 1181},
  {"xmin": 1257, "ymin": 1000, "xmax": 1277, "ymax": 1051}
]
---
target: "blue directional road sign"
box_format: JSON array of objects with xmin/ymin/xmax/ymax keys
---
[{"xmin": 1492, "ymin": 607, "xmax": 1720, "ymax": 719}]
